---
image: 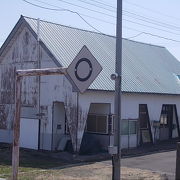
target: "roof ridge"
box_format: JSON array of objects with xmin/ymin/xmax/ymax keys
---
[
  {"xmin": 22, "ymin": 15, "xmax": 115, "ymax": 38},
  {"xmin": 23, "ymin": 15, "xmax": 165, "ymax": 49}
]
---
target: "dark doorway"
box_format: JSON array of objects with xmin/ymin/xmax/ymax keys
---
[
  {"xmin": 139, "ymin": 104, "xmax": 153, "ymax": 145},
  {"xmin": 159, "ymin": 104, "xmax": 180, "ymax": 141}
]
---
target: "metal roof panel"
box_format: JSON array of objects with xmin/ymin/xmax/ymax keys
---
[{"xmin": 24, "ymin": 16, "xmax": 180, "ymax": 94}]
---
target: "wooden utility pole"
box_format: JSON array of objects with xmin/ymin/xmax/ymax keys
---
[{"xmin": 12, "ymin": 67, "xmax": 67, "ymax": 180}]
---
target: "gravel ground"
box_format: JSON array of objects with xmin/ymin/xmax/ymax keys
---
[{"xmin": 32, "ymin": 162, "xmax": 168, "ymax": 180}]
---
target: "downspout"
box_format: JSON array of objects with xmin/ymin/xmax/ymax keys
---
[{"xmin": 37, "ymin": 18, "xmax": 41, "ymax": 150}]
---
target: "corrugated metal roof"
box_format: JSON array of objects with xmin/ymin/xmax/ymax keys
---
[{"xmin": 24, "ymin": 16, "xmax": 180, "ymax": 94}]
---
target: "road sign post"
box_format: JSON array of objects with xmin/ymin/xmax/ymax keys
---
[
  {"xmin": 12, "ymin": 46, "xmax": 102, "ymax": 180},
  {"xmin": 67, "ymin": 45, "xmax": 102, "ymax": 93}
]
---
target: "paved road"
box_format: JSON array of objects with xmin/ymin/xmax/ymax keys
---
[
  {"xmin": 122, "ymin": 150, "xmax": 176, "ymax": 179},
  {"xmin": 106, "ymin": 150, "xmax": 176, "ymax": 179}
]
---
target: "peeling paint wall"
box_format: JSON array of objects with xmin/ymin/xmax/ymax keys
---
[
  {"xmin": 39, "ymin": 46, "xmax": 91, "ymax": 151},
  {"xmin": 0, "ymin": 23, "xmax": 108, "ymax": 151},
  {"xmin": 2, "ymin": 23, "xmax": 180, "ymax": 151},
  {"xmin": 0, "ymin": 26, "xmax": 38, "ymax": 131},
  {"xmin": 39, "ymin": 48, "xmax": 79, "ymax": 151}
]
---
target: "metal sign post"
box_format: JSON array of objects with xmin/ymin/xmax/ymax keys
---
[
  {"xmin": 12, "ymin": 46, "xmax": 102, "ymax": 179},
  {"xmin": 67, "ymin": 45, "xmax": 102, "ymax": 93}
]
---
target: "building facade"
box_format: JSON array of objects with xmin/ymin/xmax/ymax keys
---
[{"xmin": 0, "ymin": 16, "xmax": 180, "ymax": 152}]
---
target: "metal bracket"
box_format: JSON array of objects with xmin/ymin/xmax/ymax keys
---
[{"xmin": 108, "ymin": 146, "xmax": 118, "ymax": 155}]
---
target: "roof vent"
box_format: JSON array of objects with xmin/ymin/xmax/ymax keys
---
[{"xmin": 177, "ymin": 75, "xmax": 180, "ymax": 80}]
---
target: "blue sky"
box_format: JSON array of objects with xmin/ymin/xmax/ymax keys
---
[{"xmin": 1, "ymin": 0, "xmax": 180, "ymax": 60}]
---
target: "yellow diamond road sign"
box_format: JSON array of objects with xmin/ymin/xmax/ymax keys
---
[{"xmin": 67, "ymin": 45, "xmax": 102, "ymax": 93}]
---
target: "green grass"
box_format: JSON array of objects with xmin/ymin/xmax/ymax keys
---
[{"xmin": 0, "ymin": 144, "xmax": 68, "ymax": 179}]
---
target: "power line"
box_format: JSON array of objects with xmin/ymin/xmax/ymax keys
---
[
  {"xmin": 127, "ymin": 31, "xmax": 180, "ymax": 43},
  {"xmin": 22, "ymin": 0, "xmax": 180, "ymax": 43},
  {"xmin": 123, "ymin": 10, "xmax": 180, "ymax": 31},
  {"xmin": 56, "ymin": 0, "xmax": 115, "ymax": 18},
  {"xmin": 72, "ymin": 0, "xmax": 180, "ymax": 32},
  {"xmin": 22, "ymin": 0, "xmax": 102, "ymax": 33},
  {"xmin": 35, "ymin": 0, "xmax": 116, "ymax": 25},
  {"xmin": 127, "ymin": 32, "xmax": 144, "ymax": 39},
  {"xmin": 123, "ymin": 19, "xmax": 180, "ymax": 35},
  {"xmin": 56, "ymin": 0, "xmax": 180, "ymax": 33},
  {"xmin": 24, "ymin": 0, "xmax": 180, "ymax": 33},
  {"xmin": 75, "ymin": 0, "xmax": 180, "ymax": 25},
  {"xmin": 89, "ymin": 0, "xmax": 116, "ymax": 9},
  {"xmin": 124, "ymin": 0, "xmax": 180, "ymax": 22},
  {"xmin": 74, "ymin": 0, "xmax": 115, "ymax": 13},
  {"xmin": 43, "ymin": 0, "xmax": 180, "ymax": 34},
  {"xmin": 75, "ymin": 0, "xmax": 180, "ymax": 31}
]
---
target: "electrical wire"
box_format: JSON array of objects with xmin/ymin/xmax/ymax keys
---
[
  {"xmin": 126, "ymin": 31, "xmax": 180, "ymax": 43},
  {"xmin": 124, "ymin": 0, "xmax": 180, "ymax": 22},
  {"xmin": 123, "ymin": 10, "xmax": 180, "ymax": 31},
  {"xmin": 33, "ymin": 0, "xmax": 115, "ymax": 25},
  {"xmin": 22, "ymin": 0, "xmax": 103, "ymax": 33},
  {"xmin": 56, "ymin": 0, "xmax": 116, "ymax": 18},
  {"xmin": 71, "ymin": 0, "xmax": 180, "ymax": 31},
  {"xmin": 69, "ymin": 0, "xmax": 180, "ymax": 31},
  {"xmin": 56, "ymin": 0, "xmax": 180, "ymax": 33},
  {"xmin": 89, "ymin": 0, "xmax": 116, "ymax": 9},
  {"xmin": 89, "ymin": 0, "xmax": 180, "ymax": 24},
  {"xmin": 127, "ymin": 32, "xmax": 144, "ymax": 39},
  {"xmin": 27, "ymin": 0, "xmax": 180, "ymax": 33},
  {"xmin": 123, "ymin": 19, "xmax": 180, "ymax": 35},
  {"xmin": 74, "ymin": 0, "xmax": 115, "ymax": 13},
  {"xmin": 22, "ymin": 0, "xmax": 180, "ymax": 43},
  {"xmin": 38, "ymin": 0, "xmax": 180, "ymax": 34}
]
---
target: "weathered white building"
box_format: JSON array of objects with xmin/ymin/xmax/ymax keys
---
[{"xmin": 0, "ymin": 16, "xmax": 180, "ymax": 152}]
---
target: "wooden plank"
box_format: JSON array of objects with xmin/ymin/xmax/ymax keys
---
[
  {"xmin": 17, "ymin": 67, "xmax": 67, "ymax": 77},
  {"xmin": 12, "ymin": 75, "xmax": 22, "ymax": 180},
  {"xmin": 12, "ymin": 67, "xmax": 67, "ymax": 179}
]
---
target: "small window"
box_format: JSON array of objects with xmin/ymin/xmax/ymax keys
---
[
  {"xmin": 111, "ymin": 117, "xmax": 137, "ymax": 135},
  {"xmin": 96, "ymin": 115, "xmax": 107, "ymax": 133},
  {"xmin": 86, "ymin": 115, "xmax": 96, "ymax": 132},
  {"xmin": 160, "ymin": 114, "xmax": 168, "ymax": 125},
  {"xmin": 129, "ymin": 121, "xmax": 137, "ymax": 134},
  {"xmin": 86, "ymin": 114, "xmax": 108, "ymax": 134},
  {"xmin": 121, "ymin": 120, "xmax": 129, "ymax": 135}
]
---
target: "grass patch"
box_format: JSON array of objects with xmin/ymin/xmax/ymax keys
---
[{"xmin": 0, "ymin": 144, "xmax": 68, "ymax": 179}]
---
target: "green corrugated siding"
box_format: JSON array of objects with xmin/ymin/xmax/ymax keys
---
[{"xmin": 24, "ymin": 16, "xmax": 180, "ymax": 94}]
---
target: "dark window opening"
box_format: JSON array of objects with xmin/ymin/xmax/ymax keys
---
[{"xmin": 139, "ymin": 104, "xmax": 153, "ymax": 144}]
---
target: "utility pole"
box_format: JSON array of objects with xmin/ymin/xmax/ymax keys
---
[{"xmin": 111, "ymin": 0, "xmax": 123, "ymax": 179}]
